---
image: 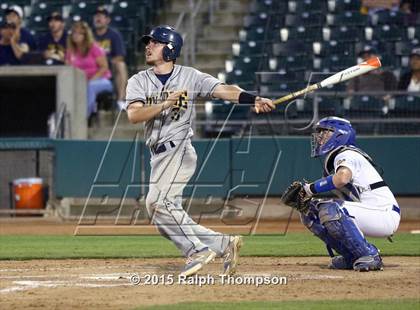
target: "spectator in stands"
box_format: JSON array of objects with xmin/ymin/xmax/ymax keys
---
[
  {"xmin": 37, "ymin": 12, "xmax": 67, "ymax": 64},
  {"xmin": 361, "ymin": 0, "xmax": 400, "ymax": 14},
  {"xmin": 4, "ymin": 5, "xmax": 36, "ymax": 51},
  {"xmin": 93, "ymin": 6, "xmax": 127, "ymax": 110},
  {"xmin": 65, "ymin": 21, "xmax": 113, "ymax": 120},
  {"xmin": 398, "ymin": 47, "xmax": 420, "ymax": 92},
  {"xmin": 400, "ymin": 0, "xmax": 420, "ymax": 25},
  {"xmin": 0, "ymin": 21, "xmax": 26, "ymax": 65},
  {"xmin": 347, "ymin": 46, "xmax": 397, "ymax": 94},
  {"xmin": 400, "ymin": 0, "xmax": 420, "ymax": 13}
]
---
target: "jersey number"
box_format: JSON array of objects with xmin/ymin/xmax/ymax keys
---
[{"xmin": 171, "ymin": 91, "xmax": 188, "ymax": 121}]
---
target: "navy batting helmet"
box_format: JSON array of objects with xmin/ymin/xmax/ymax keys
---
[{"xmin": 141, "ymin": 25, "xmax": 183, "ymax": 62}]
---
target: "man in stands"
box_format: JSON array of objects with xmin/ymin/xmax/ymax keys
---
[
  {"xmin": 37, "ymin": 11, "xmax": 67, "ymax": 64},
  {"xmin": 347, "ymin": 46, "xmax": 397, "ymax": 93},
  {"xmin": 4, "ymin": 5, "xmax": 36, "ymax": 51},
  {"xmin": 93, "ymin": 6, "xmax": 128, "ymax": 110},
  {"xmin": 398, "ymin": 47, "xmax": 420, "ymax": 92},
  {"xmin": 0, "ymin": 21, "xmax": 26, "ymax": 65}
]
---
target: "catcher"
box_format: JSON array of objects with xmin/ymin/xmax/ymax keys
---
[{"xmin": 281, "ymin": 116, "xmax": 400, "ymax": 271}]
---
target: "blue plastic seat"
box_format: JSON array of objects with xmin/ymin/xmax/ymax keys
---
[
  {"xmin": 324, "ymin": 26, "xmax": 364, "ymax": 42},
  {"xmin": 288, "ymin": 0, "xmax": 327, "ymax": 13},
  {"xmin": 329, "ymin": 11, "xmax": 368, "ymax": 26},
  {"xmin": 285, "ymin": 26, "xmax": 322, "ymax": 42},
  {"xmin": 329, "ymin": 0, "xmax": 362, "ymax": 13},
  {"xmin": 372, "ymin": 10, "xmax": 405, "ymax": 26},
  {"xmin": 271, "ymin": 41, "xmax": 310, "ymax": 57},
  {"xmin": 285, "ymin": 12, "xmax": 325, "ymax": 27},
  {"xmin": 373, "ymin": 25, "xmax": 405, "ymax": 41},
  {"xmin": 316, "ymin": 41, "xmax": 355, "ymax": 57}
]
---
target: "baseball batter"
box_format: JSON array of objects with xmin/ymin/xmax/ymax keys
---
[
  {"xmin": 282, "ymin": 116, "xmax": 400, "ymax": 271},
  {"xmin": 124, "ymin": 25, "xmax": 274, "ymax": 276}
]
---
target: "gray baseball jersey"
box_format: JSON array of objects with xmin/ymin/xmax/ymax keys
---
[
  {"xmin": 125, "ymin": 64, "xmax": 221, "ymax": 147},
  {"xmin": 124, "ymin": 64, "xmax": 230, "ymax": 259}
]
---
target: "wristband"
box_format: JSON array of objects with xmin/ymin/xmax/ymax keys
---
[
  {"xmin": 238, "ymin": 91, "xmax": 257, "ymax": 104},
  {"xmin": 310, "ymin": 175, "xmax": 336, "ymax": 194}
]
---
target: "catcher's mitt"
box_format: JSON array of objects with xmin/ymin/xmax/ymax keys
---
[{"xmin": 281, "ymin": 181, "xmax": 311, "ymax": 213}]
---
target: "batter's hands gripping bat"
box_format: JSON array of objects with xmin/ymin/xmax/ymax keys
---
[{"xmin": 273, "ymin": 57, "xmax": 382, "ymax": 105}]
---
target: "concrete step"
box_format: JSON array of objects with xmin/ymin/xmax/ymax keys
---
[
  {"xmin": 169, "ymin": 0, "xmax": 210, "ymax": 13},
  {"xmin": 197, "ymin": 38, "xmax": 235, "ymax": 53},
  {"xmin": 160, "ymin": 11, "xmax": 207, "ymax": 29},
  {"xmin": 218, "ymin": 0, "xmax": 251, "ymax": 12},
  {"xmin": 211, "ymin": 12, "xmax": 246, "ymax": 26},
  {"xmin": 194, "ymin": 64, "xmax": 224, "ymax": 78},
  {"xmin": 203, "ymin": 25, "xmax": 241, "ymax": 40},
  {"xmin": 195, "ymin": 51, "xmax": 229, "ymax": 67}
]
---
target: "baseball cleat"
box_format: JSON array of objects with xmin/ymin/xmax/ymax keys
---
[
  {"xmin": 353, "ymin": 254, "xmax": 384, "ymax": 272},
  {"xmin": 222, "ymin": 235, "xmax": 243, "ymax": 275},
  {"xmin": 179, "ymin": 247, "xmax": 216, "ymax": 277},
  {"xmin": 328, "ymin": 255, "xmax": 353, "ymax": 270}
]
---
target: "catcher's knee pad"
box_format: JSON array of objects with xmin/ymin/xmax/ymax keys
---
[
  {"xmin": 318, "ymin": 201, "xmax": 343, "ymax": 225},
  {"xmin": 319, "ymin": 202, "xmax": 378, "ymax": 259}
]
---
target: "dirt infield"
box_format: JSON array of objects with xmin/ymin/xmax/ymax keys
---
[
  {"xmin": 0, "ymin": 256, "xmax": 419, "ymax": 309},
  {"xmin": 1, "ymin": 218, "xmax": 419, "ymax": 235}
]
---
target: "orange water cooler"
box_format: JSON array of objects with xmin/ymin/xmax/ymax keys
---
[{"xmin": 12, "ymin": 178, "xmax": 45, "ymax": 210}]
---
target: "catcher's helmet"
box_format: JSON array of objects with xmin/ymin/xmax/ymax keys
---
[
  {"xmin": 141, "ymin": 25, "xmax": 183, "ymax": 62},
  {"xmin": 311, "ymin": 116, "xmax": 356, "ymax": 157}
]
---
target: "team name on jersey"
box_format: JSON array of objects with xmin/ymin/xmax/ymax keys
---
[{"xmin": 146, "ymin": 91, "xmax": 189, "ymax": 121}]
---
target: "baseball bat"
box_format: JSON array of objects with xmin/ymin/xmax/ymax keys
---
[{"xmin": 273, "ymin": 57, "xmax": 382, "ymax": 105}]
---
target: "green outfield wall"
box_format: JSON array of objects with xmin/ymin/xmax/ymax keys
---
[{"xmin": 50, "ymin": 137, "xmax": 420, "ymax": 198}]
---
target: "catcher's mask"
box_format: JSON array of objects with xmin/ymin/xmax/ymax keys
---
[
  {"xmin": 311, "ymin": 116, "xmax": 356, "ymax": 157},
  {"xmin": 141, "ymin": 25, "xmax": 183, "ymax": 62}
]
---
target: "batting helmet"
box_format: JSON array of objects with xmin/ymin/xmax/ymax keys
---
[
  {"xmin": 311, "ymin": 116, "xmax": 356, "ymax": 157},
  {"xmin": 141, "ymin": 25, "xmax": 183, "ymax": 62}
]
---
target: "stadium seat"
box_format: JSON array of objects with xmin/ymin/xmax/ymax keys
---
[
  {"xmin": 235, "ymin": 41, "xmax": 265, "ymax": 56},
  {"xmin": 328, "ymin": 11, "xmax": 368, "ymax": 26},
  {"xmin": 379, "ymin": 54, "xmax": 400, "ymax": 69},
  {"xmin": 314, "ymin": 55, "xmax": 355, "ymax": 72},
  {"xmin": 322, "ymin": 26, "xmax": 364, "ymax": 42},
  {"xmin": 288, "ymin": 0, "xmax": 327, "ymax": 13},
  {"xmin": 314, "ymin": 41, "xmax": 355, "ymax": 57},
  {"xmin": 25, "ymin": 14, "xmax": 49, "ymax": 33},
  {"xmin": 392, "ymin": 96, "xmax": 420, "ymax": 117},
  {"xmin": 30, "ymin": 1, "xmax": 63, "ymax": 15},
  {"xmin": 371, "ymin": 10, "xmax": 405, "ymax": 26},
  {"xmin": 241, "ymin": 27, "xmax": 271, "ymax": 42},
  {"xmin": 395, "ymin": 40, "xmax": 419, "ymax": 56},
  {"xmin": 253, "ymin": 0, "xmax": 287, "ymax": 13},
  {"xmin": 373, "ymin": 25, "xmax": 405, "ymax": 41},
  {"xmin": 244, "ymin": 12, "xmax": 269, "ymax": 28},
  {"xmin": 355, "ymin": 40, "xmax": 395, "ymax": 57},
  {"xmin": 70, "ymin": 1, "xmax": 106, "ymax": 16},
  {"xmin": 110, "ymin": 14, "xmax": 132, "ymax": 31},
  {"xmin": 285, "ymin": 12, "xmax": 325, "ymax": 27},
  {"xmin": 348, "ymin": 95, "xmax": 385, "ymax": 117},
  {"xmin": 271, "ymin": 41, "xmax": 309, "ymax": 57},
  {"xmin": 258, "ymin": 69, "xmax": 305, "ymax": 84},
  {"xmin": 407, "ymin": 26, "xmax": 420, "ymax": 40},
  {"xmin": 282, "ymin": 26, "xmax": 322, "ymax": 42},
  {"xmin": 316, "ymin": 97, "xmax": 344, "ymax": 117},
  {"xmin": 112, "ymin": 1, "xmax": 142, "ymax": 18},
  {"xmin": 274, "ymin": 55, "xmax": 312, "ymax": 71},
  {"xmin": 328, "ymin": 0, "xmax": 362, "ymax": 13}
]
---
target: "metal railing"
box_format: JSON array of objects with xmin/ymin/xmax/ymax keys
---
[
  {"xmin": 175, "ymin": 0, "xmax": 220, "ymax": 66},
  {"xmin": 196, "ymin": 90, "xmax": 420, "ymax": 136},
  {"xmin": 48, "ymin": 102, "xmax": 70, "ymax": 139}
]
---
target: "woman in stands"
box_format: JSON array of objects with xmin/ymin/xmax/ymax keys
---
[{"xmin": 65, "ymin": 21, "xmax": 113, "ymax": 122}]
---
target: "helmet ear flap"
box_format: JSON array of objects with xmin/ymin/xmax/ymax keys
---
[{"xmin": 162, "ymin": 43, "xmax": 175, "ymax": 62}]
